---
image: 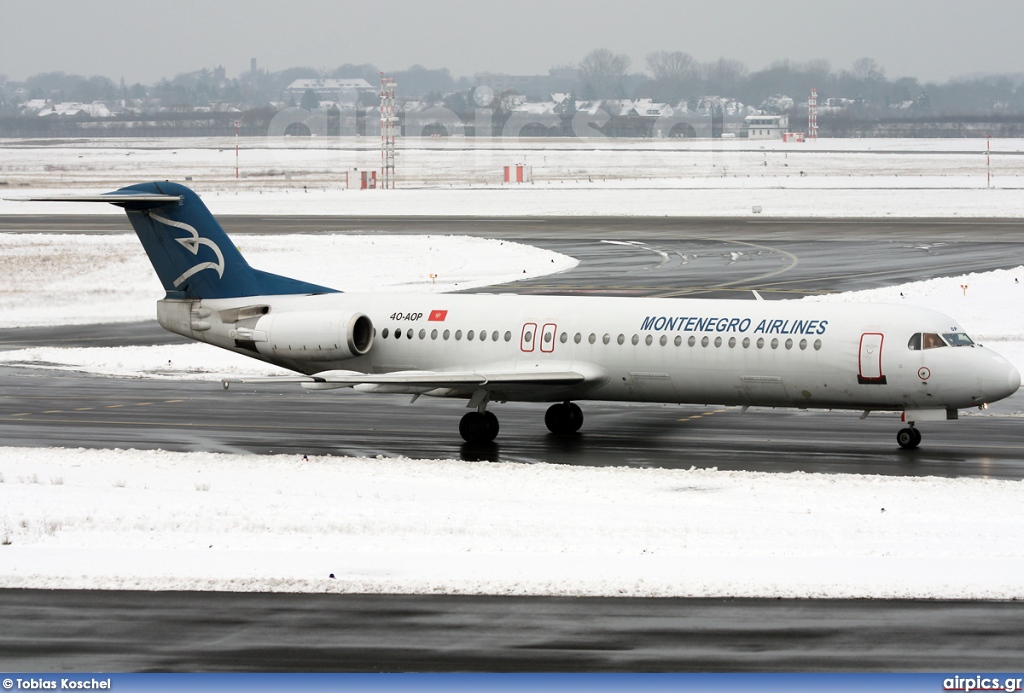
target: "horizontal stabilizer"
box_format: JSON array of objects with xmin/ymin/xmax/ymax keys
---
[{"xmin": 4, "ymin": 193, "xmax": 182, "ymax": 209}]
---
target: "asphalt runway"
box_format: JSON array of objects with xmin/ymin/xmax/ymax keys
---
[
  {"xmin": 3, "ymin": 215, "xmax": 1024, "ymax": 671},
  {"xmin": 3, "ymin": 368, "xmax": 1023, "ymax": 479},
  {"xmin": 3, "ymin": 591, "xmax": 1023, "ymax": 672}
]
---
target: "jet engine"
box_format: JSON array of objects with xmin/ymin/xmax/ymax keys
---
[{"xmin": 252, "ymin": 310, "xmax": 374, "ymax": 361}]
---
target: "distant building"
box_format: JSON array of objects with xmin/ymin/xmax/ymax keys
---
[
  {"xmin": 473, "ymin": 69, "xmax": 581, "ymax": 98},
  {"xmin": 744, "ymin": 113, "xmax": 788, "ymax": 139},
  {"xmin": 285, "ymin": 79, "xmax": 375, "ymax": 102}
]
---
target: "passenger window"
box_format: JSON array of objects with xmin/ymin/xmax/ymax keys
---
[
  {"xmin": 714, "ymin": 336, "xmax": 722, "ymax": 348},
  {"xmin": 799, "ymin": 339, "xmax": 807, "ymax": 350},
  {"xmin": 645, "ymin": 335, "xmax": 653, "ymax": 346},
  {"xmin": 603, "ymin": 334, "xmax": 611, "ymax": 345},
  {"xmin": 674, "ymin": 336, "xmax": 682, "ymax": 346},
  {"xmin": 492, "ymin": 331, "xmax": 499, "ymax": 341},
  {"xmin": 785, "ymin": 338, "xmax": 793, "ymax": 350},
  {"xmin": 589, "ymin": 333, "xmax": 596, "ymax": 344},
  {"xmin": 455, "ymin": 330, "xmax": 463, "ymax": 341},
  {"xmin": 406, "ymin": 329, "xmax": 413, "ymax": 339},
  {"xmin": 382, "ymin": 328, "xmax": 390, "ymax": 338},
  {"xmin": 742, "ymin": 337, "xmax": 750, "ymax": 348},
  {"xmin": 688, "ymin": 336, "xmax": 696, "ymax": 347},
  {"xmin": 467, "ymin": 330, "xmax": 475, "ymax": 341},
  {"xmin": 480, "ymin": 330, "xmax": 487, "ymax": 341},
  {"xmin": 701, "ymin": 336, "xmax": 709, "ymax": 347},
  {"xmin": 574, "ymin": 333, "xmax": 582, "ymax": 344},
  {"xmin": 504, "ymin": 331, "xmax": 511, "ymax": 342},
  {"xmin": 923, "ymin": 333, "xmax": 947, "ymax": 349},
  {"xmin": 395, "ymin": 329, "xmax": 402, "ymax": 339},
  {"xmin": 419, "ymin": 329, "xmax": 426, "ymax": 340},
  {"xmin": 560, "ymin": 332, "xmax": 568, "ymax": 344},
  {"xmin": 908, "ymin": 333, "xmax": 922, "ymax": 351},
  {"xmin": 728, "ymin": 337, "xmax": 736, "ymax": 348},
  {"xmin": 813, "ymin": 339, "xmax": 822, "ymax": 351},
  {"xmin": 757, "ymin": 338, "xmax": 765, "ymax": 349},
  {"xmin": 631, "ymin": 334, "xmax": 640, "ymax": 345},
  {"xmin": 431, "ymin": 329, "xmax": 438, "ymax": 340},
  {"xmin": 660, "ymin": 335, "xmax": 668, "ymax": 346},
  {"xmin": 771, "ymin": 338, "xmax": 779, "ymax": 349},
  {"xmin": 443, "ymin": 329, "xmax": 450, "ymax": 340}
]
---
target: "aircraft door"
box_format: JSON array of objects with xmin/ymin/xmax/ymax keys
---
[{"xmin": 858, "ymin": 332, "xmax": 887, "ymax": 384}]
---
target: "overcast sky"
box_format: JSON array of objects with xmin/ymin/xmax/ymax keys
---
[{"xmin": 2, "ymin": 0, "xmax": 1022, "ymax": 85}]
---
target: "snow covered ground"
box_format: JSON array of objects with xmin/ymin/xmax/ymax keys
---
[
  {"xmin": 3, "ymin": 447, "xmax": 1022, "ymax": 598},
  {"xmin": 3, "ymin": 136, "xmax": 1024, "ymax": 217},
  {"xmin": 0, "ymin": 233, "xmax": 577, "ymax": 328},
  {"xmin": 1, "ymin": 138, "xmax": 1023, "ymax": 598}
]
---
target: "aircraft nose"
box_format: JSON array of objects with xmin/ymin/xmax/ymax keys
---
[{"xmin": 981, "ymin": 352, "xmax": 1021, "ymax": 403}]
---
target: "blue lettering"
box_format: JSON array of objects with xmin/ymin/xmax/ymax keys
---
[
  {"xmin": 716, "ymin": 317, "xmax": 729, "ymax": 332},
  {"xmin": 754, "ymin": 319, "xmax": 767, "ymax": 333},
  {"xmin": 641, "ymin": 316, "xmax": 657, "ymax": 330},
  {"xmin": 685, "ymin": 317, "xmax": 698, "ymax": 331},
  {"xmin": 739, "ymin": 318, "xmax": 751, "ymax": 332},
  {"xmin": 653, "ymin": 316, "xmax": 667, "ymax": 330},
  {"xmin": 817, "ymin": 320, "xmax": 828, "ymax": 335}
]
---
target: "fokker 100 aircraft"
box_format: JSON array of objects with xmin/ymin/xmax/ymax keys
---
[{"xmin": 12, "ymin": 182, "xmax": 1021, "ymax": 448}]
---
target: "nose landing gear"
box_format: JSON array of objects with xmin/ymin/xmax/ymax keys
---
[{"xmin": 896, "ymin": 425, "xmax": 922, "ymax": 450}]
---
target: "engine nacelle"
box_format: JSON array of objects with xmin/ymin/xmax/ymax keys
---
[{"xmin": 253, "ymin": 310, "xmax": 373, "ymax": 362}]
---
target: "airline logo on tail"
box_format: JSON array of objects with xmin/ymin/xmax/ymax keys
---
[{"xmin": 149, "ymin": 211, "xmax": 226, "ymax": 287}]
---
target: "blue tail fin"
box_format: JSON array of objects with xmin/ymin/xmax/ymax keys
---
[{"xmin": 111, "ymin": 182, "xmax": 338, "ymax": 299}]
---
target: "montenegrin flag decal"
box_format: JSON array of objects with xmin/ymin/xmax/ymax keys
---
[{"xmin": 428, "ymin": 309, "xmax": 448, "ymax": 321}]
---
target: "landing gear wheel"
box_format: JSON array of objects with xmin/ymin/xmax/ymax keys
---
[
  {"xmin": 545, "ymin": 401, "xmax": 584, "ymax": 435},
  {"xmin": 460, "ymin": 411, "xmax": 499, "ymax": 444},
  {"xmin": 483, "ymin": 411, "xmax": 499, "ymax": 439},
  {"xmin": 897, "ymin": 427, "xmax": 921, "ymax": 450}
]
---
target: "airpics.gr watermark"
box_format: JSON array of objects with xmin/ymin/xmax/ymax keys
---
[{"xmin": 943, "ymin": 675, "xmax": 1024, "ymax": 692}]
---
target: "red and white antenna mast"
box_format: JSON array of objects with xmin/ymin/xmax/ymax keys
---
[
  {"xmin": 380, "ymin": 73, "xmax": 397, "ymax": 189},
  {"xmin": 808, "ymin": 88, "xmax": 818, "ymax": 140}
]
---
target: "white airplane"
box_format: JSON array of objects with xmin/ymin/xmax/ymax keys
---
[{"xmin": 12, "ymin": 182, "xmax": 1021, "ymax": 448}]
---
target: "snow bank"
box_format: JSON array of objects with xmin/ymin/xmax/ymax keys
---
[
  {"xmin": 0, "ymin": 233, "xmax": 577, "ymax": 328},
  {"xmin": 2, "ymin": 447, "xmax": 1022, "ymax": 598}
]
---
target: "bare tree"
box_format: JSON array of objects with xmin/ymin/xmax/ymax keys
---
[
  {"xmin": 579, "ymin": 48, "xmax": 632, "ymax": 98},
  {"xmin": 851, "ymin": 57, "xmax": 885, "ymax": 82},
  {"xmin": 646, "ymin": 51, "xmax": 693, "ymax": 82}
]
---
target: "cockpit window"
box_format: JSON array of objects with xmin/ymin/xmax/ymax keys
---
[
  {"xmin": 922, "ymin": 333, "xmax": 947, "ymax": 349},
  {"xmin": 907, "ymin": 333, "xmax": 922, "ymax": 351},
  {"xmin": 943, "ymin": 332, "xmax": 975, "ymax": 347}
]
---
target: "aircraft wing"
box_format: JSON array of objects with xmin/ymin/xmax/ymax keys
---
[{"xmin": 222, "ymin": 369, "xmax": 589, "ymax": 392}]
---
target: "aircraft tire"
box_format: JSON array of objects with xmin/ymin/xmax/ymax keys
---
[
  {"xmin": 545, "ymin": 402, "xmax": 584, "ymax": 435},
  {"xmin": 460, "ymin": 411, "xmax": 498, "ymax": 444},
  {"xmin": 896, "ymin": 427, "xmax": 920, "ymax": 450},
  {"xmin": 484, "ymin": 411, "xmax": 499, "ymax": 439}
]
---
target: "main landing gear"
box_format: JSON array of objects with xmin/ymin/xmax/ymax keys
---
[
  {"xmin": 896, "ymin": 424, "xmax": 922, "ymax": 450},
  {"xmin": 545, "ymin": 401, "xmax": 584, "ymax": 436},
  {"xmin": 458, "ymin": 401, "xmax": 585, "ymax": 444},
  {"xmin": 459, "ymin": 410, "xmax": 499, "ymax": 444}
]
